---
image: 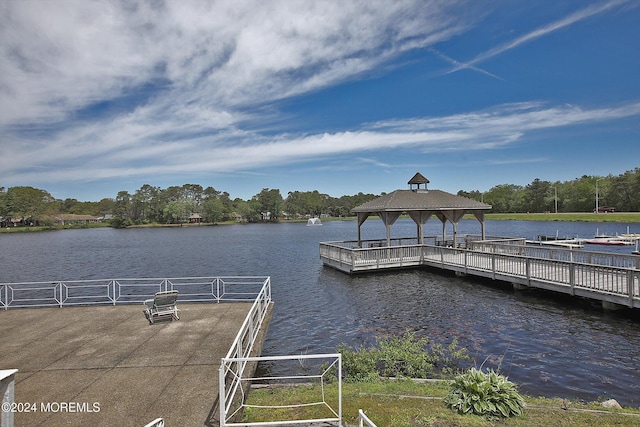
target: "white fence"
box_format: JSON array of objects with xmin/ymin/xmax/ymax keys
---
[
  {"xmin": 320, "ymin": 239, "xmax": 640, "ymax": 308},
  {"xmin": 358, "ymin": 409, "xmax": 378, "ymax": 427},
  {"xmin": 0, "ymin": 276, "xmax": 270, "ymax": 309},
  {"xmin": 220, "ymin": 354, "xmax": 342, "ymax": 426}
]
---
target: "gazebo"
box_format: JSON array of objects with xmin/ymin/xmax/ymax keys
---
[{"xmin": 352, "ymin": 173, "xmax": 492, "ymax": 247}]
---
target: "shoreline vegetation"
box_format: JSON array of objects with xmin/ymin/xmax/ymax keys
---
[
  {"xmin": 2, "ymin": 212, "xmax": 640, "ymax": 233},
  {"xmin": 240, "ymin": 331, "xmax": 640, "ymax": 425},
  {"xmin": 242, "ymin": 380, "xmax": 640, "ymax": 426}
]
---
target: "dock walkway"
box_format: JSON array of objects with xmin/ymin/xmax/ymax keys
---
[
  {"xmin": 320, "ymin": 237, "xmax": 640, "ymax": 309},
  {"xmin": 0, "ymin": 302, "xmax": 271, "ymax": 426}
]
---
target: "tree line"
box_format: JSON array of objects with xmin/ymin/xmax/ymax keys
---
[
  {"xmin": 0, "ymin": 183, "xmax": 377, "ymax": 227},
  {"xmin": 1, "ymin": 168, "xmax": 638, "ymax": 227},
  {"xmin": 458, "ymin": 168, "xmax": 639, "ymax": 214}
]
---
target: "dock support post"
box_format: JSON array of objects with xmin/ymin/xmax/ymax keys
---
[
  {"xmin": 602, "ymin": 301, "xmax": 624, "ymax": 311},
  {"xmin": 512, "ymin": 283, "xmax": 529, "ymax": 291}
]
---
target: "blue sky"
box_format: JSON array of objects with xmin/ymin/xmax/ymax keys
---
[{"xmin": 1, "ymin": 0, "xmax": 639, "ymax": 202}]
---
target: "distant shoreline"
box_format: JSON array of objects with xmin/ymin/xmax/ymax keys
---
[
  {"xmin": 2, "ymin": 212, "xmax": 640, "ymax": 233},
  {"xmin": 482, "ymin": 212, "xmax": 640, "ymax": 223}
]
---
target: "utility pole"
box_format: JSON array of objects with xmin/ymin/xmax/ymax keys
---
[{"xmin": 595, "ymin": 179, "xmax": 601, "ymax": 214}]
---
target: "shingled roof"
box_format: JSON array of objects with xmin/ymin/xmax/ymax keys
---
[
  {"xmin": 352, "ymin": 189, "xmax": 491, "ymax": 213},
  {"xmin": 350, "ymin": 173, "xmax": 491, "ymax": 244}
]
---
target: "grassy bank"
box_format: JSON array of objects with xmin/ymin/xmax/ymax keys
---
[
  {"xmin": 0, "ymin": 222, "xmax": 110, "ymax": 233},
  {"xmin": 243, "ymin": 380, "xmax": 640, "ymax": 426},
  {"xmin": 483, "ymin": 212, "xmax": 640, "ymax": 223}
]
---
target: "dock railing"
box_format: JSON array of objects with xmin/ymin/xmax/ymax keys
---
[
  {"xmin": 0, "ymin": 276, "xmax": 271, "ymax": 309},
  {"xmin": 320, "ymin": 237, "xmax": 640, "ymax": 308}
]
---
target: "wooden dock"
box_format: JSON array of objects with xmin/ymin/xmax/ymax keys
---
[{"xmin": 320, "ymin": 237, "xmax": 640, "ymax": 310}]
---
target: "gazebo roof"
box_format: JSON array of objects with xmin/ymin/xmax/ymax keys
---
[{"xmin": 352, "ymin": 189, "xmax": 491, "ymax": 213}]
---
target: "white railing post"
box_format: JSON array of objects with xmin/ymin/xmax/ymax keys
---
[
  {"xmin": 219, "ymin": 363, "xmax": 227, "ymax": 427},
  {"xmin": 1, "ymin": 369, "xmax": 18, "ymax": 427},
  {"xmin": 628, "ymin": 269, "xmax": 635, "ymax": 308},
  {"xmin": 358, "ymin": 409, "xmax": 378, "ymax": 427},
  {"xmin": 338, "ymin": 353, "xmax": 342, "ymax": 423}
]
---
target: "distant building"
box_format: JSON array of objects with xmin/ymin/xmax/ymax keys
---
[{"xmin": 55, "ymin": 214, "xmax": 101, "ymax": 225}]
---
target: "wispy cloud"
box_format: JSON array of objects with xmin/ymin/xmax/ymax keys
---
[
  {"xmin": 428, "ymin": 47, "xmax": 502, "ymax": 80},
  {"xmin": 3, "ymin": 101, "xmax": 639, "ymax": 184},
  {"xmin": 445, "ymin": 0, "xmax": 632, "ymax": 74},
  {"xmin": 0, "ymin": 0, "xmax": 472, "ymax": 127},
  {"xmin": 0, "ymin": 1, "xmax": 637, "ymax": 196}
]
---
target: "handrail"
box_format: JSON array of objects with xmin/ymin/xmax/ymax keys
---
[
  {"xmin": 220, "ymin": 354, "xmax": 342, "ymax": 427},
  {"xmin": 142, "ymin": 418, "xmax": 164, "ymax": 427},
  {"xmin": 0, "ymin": 276, "xmax": 270, "ymax": 310},
  {"xmin": 358, "ymin": 409, "xmax": 378, "ymax": 427},
  {"xmin": 320, "ymin": 240, "xmax": 640, "ymax": 308},
  {"xmin": 1, "ymin": 369, "xmax": 19, "ymax": 427}
]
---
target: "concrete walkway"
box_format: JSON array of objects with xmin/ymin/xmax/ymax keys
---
[{"xmin": 0, "ymin": 302, "xmax": 271, "ymax": 426}]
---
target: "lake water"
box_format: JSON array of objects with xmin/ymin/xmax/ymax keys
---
[{"xmin": 1, "ymin": 219, "xmax": 639, "ymax": 406}]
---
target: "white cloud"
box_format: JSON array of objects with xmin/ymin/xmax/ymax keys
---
[
  {"xmin": 1, "ymin": 1, "xmax": 638, "ymax": 193},
  {"xmin": 0, "ymin": 0, "xmax": 472, "ymax": 126},
  {"xmin": 3, "ymin": 101, "xmax": 639, "ymax": 184},
  {"xmin": 446, "ymin": 0, "xmax": 632, "ymax": 74}
]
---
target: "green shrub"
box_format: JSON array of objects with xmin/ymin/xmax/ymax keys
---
[
  {"xmin": 444, "ymin": 367, "xmax": 525, "ymax": 420},
  {"xmin": 338, "ymin": 331, "xmax": 470, "ymax": 382}
]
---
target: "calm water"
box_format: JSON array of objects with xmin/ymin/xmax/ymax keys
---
[{"xmin": 1, "ymin": 219, "xmax": 639, "ymax": 406}]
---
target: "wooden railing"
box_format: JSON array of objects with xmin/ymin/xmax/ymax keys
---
[{"xmin": 320, "ymin": 240, "xmax": 640, "ymax": 308}]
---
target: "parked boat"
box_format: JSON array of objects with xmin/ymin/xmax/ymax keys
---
[
  {"xmin": 586, "ymin": 228, "xmax": 637, "ymax": 246},
  {"xmin": 585, "ymin": 238, "xmax": 634, "ymax": 246}
]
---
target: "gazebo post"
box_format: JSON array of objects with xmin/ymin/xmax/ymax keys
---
[
  {"xmin": 357, "ymin": 212, "xmax": 370, "ymax": 247},
  {"xmin": 472, "ymin": 211, "xmax": 487, "ymax": 240},
  {"xmin": 408, "ymin": 211, "xmax": 431, "ymax": 245},
  {"xmin": 350, "ymin": 174, "xmax": 492, "ymax": 250}
]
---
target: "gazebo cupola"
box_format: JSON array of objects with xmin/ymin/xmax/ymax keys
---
[
  {"xmin": 351, "ymin": 173, "xmax": 492, "ymax": 247},
  {"xmin": 408, "ymin": 172, "xmax": 429, "ymax": 192}
]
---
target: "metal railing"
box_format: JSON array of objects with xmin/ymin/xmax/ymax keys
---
[
  {"xmin": 1, "ymin": 369, "xmax": 18, "ymax": 427},
  {"xmin": 220, "ymin": 354, "xmax": 342, "ymax": 427},
  {"xmin": 0, "ymin": 276, "xmax": 271, "ymax": 309},
  {"xmin": 218, "ymin": 277, "xmax": 275, "ymax": 426},
  {"xmin": 358, "ymin": 409, "xmax": 378, "ymax": 427},
  {"xmin": 143, "ymin": 418, "xmax": 164, "ymax": 427},
  {"xmin": 217, "ymin": 278, "xmax": 344, "ymax": 426}
]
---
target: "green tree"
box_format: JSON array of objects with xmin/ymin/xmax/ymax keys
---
[
  {"xmin": 0, "ymin": 186, "xmax": 7, "ymax": 218},
  {"xmin": 5, "ymin": 186, "xmax": 56, "ymax": 224},
  {"xmin": 163, "ymin": 198, "xmax": 196, "ymax": 224},
  {"xmin": 483, "ymin": 184, "xmax": 523, "ymax": 213},
  {"xmin": 202, "ymin": 196, "xmax": 224, "ymax": 223},
  {"xmin": 112, "ymin": 191, "xmax": 133, "ymax": 227},
  {"xmin": 253, "ymin": 188, "xmax": 283, "ymax": 222},
  {"xmin": 522, "ymin": 178, "xmax": 551, "ymax": 213}
]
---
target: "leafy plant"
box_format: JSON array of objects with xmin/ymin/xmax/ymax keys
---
[
  {"xmin": 444, "ymin": 367, "xmax": 525, "ymax": 420},
  {"xmin": 338, "ymin": 330, "xmax": 470, "ymax": 382}
]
